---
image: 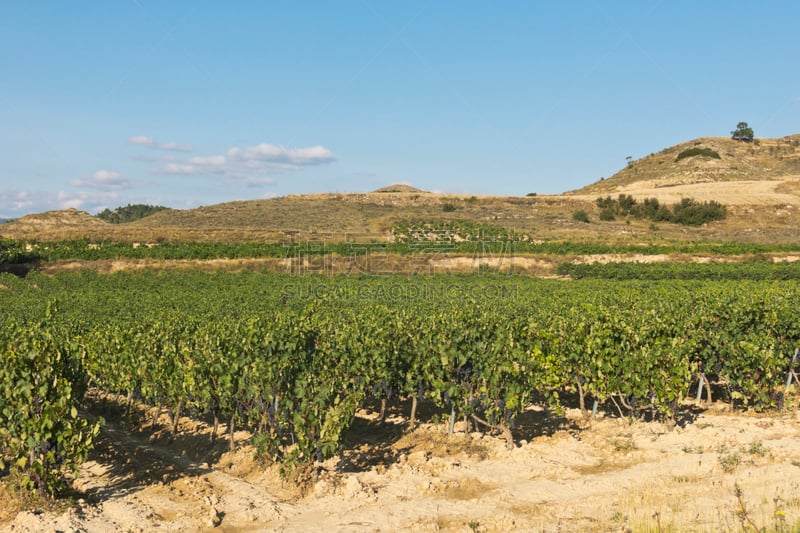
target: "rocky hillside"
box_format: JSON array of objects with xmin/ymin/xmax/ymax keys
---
[{"xmin": 569, "ymin": 134, "xmax": 800, "ymax": 197}]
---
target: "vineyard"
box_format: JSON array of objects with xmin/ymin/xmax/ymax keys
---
[
  {"xmin": 6, "ymin": 235, "xmax": 800, "ymax": 264},
  {"xmin": 2, "ymin": 269, "xmax": 799, "ymax": 499}
]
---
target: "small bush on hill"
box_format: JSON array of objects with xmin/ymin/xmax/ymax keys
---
[
  {"xmin": 675, "ymin": 147, "xmax": 722, "ymax": 162},
  {"xmin": 572, "ymin": 210, "xmax": 590, "ymax": 223}
]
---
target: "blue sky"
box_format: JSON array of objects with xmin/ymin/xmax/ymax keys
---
[{"xmin": 1, "ymin": 2, "xmax": 798, "ymax": 218}]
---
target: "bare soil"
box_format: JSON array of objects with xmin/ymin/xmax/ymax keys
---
[
  {"xmin": 3, "ymin": 399, "xmax": 800, "ymax": 533},
  {"xmin": 569, "ymin": 176, "xmax": 800, "ymax": 206}
]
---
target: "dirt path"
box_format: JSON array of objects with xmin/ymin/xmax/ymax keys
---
[{"xmin": 3, "ymin": 402, "xmax": 800, "ymax": 532}]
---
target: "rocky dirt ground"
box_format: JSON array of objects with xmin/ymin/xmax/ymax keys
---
[{"xmin": 3, "ymin": 397, "xmax": 800, "ymax": 533}]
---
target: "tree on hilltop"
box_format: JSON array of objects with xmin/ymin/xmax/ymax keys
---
[{"xmin": 731, "ymin": 122, "xmax": 754, "ymax": 142}]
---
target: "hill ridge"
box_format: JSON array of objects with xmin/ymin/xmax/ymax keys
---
[{"xmin": 2, "ymin": 135, "xmax": 800, "ymax": 244}]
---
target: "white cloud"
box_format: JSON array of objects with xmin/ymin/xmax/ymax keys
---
[
  {"xmin": 71, "ymin": 170, "xmax": 135, "ymax": 191},
  {"xmin": 152, "ymin": 142, "xmax": 335, "ymax": 179},
  {"xmin": 159, "ymin": 141, "xmax": 193, "ymax": 152},
  {"xmin": 129, "ymin": 135, "xmax": 157, "ymax": 148},
  {"xmin": 188, "ymin": 155, "xmax": 226, "ymax": 169},
  {"xmin": 228, "ymin": 144, "xmax": 335, "ymax": 165},
  {"xmin": 0, "ymin": 189, "xmax": 121, "ymax": 218},
  {"xmin": 153, "ymin": 163, "xmax": 199, "ymax": 175},
  {"xmin": 133, "ymin": 153, "xmax": 178, "ymax": 163},
  {"xmin": 129, "ymin": 135, "xmax": 193, "ymax": 152},
  {"xmin": 0, "ymin": 190, "xmax": 35, "ymax": 213},
  {"xmin": 56, "ymin": 190, "xmax": 121, "ymax": 211}
]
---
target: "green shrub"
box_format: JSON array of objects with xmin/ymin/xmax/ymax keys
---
[
  {"xmin": 617, "ymin": 194, "xmax": 636, "ymax": 211},
  {"xmin": 572, "ymin": 210, "xmax": 590, "ymax": 223},
  {"xmin": 442, "ymin": 203, "xmax": 458, "ymax": 212},
  {"xmin": 596, "ymin": 196, "xmax": 615, "ymax": 209},
  {"xmin": 675, "ymin": 147, "xmax": 721, "ymax": 162},
  {"xmin": 599, "ymin": 208, "xmax": 616, "ymax": 221},
  {"xmin": 594, "ymin": 195, "xmax": 725, "ymax": 226},
  {"xmin": 671, "ymin": 198, "xmax": 727, "ymax": 226},
  {"xmin": 719, "ymin": 452, "xmax": 741, "ymax": 473},
  {"xmin": 643, "ymin": 198, "xmax": 672, "ymax": 222}
]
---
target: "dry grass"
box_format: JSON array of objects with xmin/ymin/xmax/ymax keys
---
[
  {"xmin": 0, "ymin": 478, "xmax": 75, "ymax": 525},
  {"xmin": 4, "ymin": 191, "xmax": 800, "ymax": 246},
  {"xmin": 0, "ymin": 483, "xmax": 23, "ymax": 524},
  {"xmin": 434, "ymin": 478, "xmax": 498, "ymax": 501},
  {"xmin": 393, "ymin": 428, "xmax": 491, "ymax": 461},
  {"xmin": 776, "ymin": 179, "xmax": 800, "ymax": 195}
]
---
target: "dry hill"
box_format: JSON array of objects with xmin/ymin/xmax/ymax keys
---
[
  {"xmin": 2, "ymin": 135, "xmax": 800, "ymax": 244},
  {"xmin": 2, "ymin": 208, "xmax": 111, "ymax": 235},
  {"xmin": 568, "ymin": 135, "xmax": 800, "ymax": 205},
  {"xmin": 373, "ymin": 183, "xmax": 428, "ymax": 193}
]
